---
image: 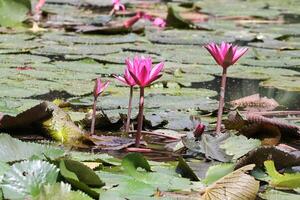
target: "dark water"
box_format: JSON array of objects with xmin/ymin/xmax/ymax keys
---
[{"xmin": 191, "ymin": 76, "xmax": 300, "ymax": 110}]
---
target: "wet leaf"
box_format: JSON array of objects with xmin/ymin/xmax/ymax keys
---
[
  {"xmin": 235, "ymin": 146, "xmax": 300, "ymax": 170},
  {"xmin": 0, "ymin": 134, "xmax": 64, "ymax": 162},
  {"xmin": 202, "ymin": 164, "xmax": 259, "ymax": 200},
  {"xmin": 230, "ymin": 93, "xmax": 279, "ymax": 111},
  {"xmin": 59, "ymin": 159, "xmax": 103, "ymax": 199},
  {"xmin": 259, "ymin": 189, "xmax": 300, "ymax": 200},
  {"xmin": 122, "ymin": 153, "xmax": 152, "ymax": 175},
  {"xmin": 198, "ymin": 133, "xmax": 232, "ymax": 162},
  {"xmin": 176, "ymin": 157, "xmax": 200, "ymax": 181},
  {"xmin": 265, "ymin": 160, "xmax": 300, "ymax": 189},
  {"xmin": 0, "ymin": 0, "xmax": 31, "ymax": 27},
  {"xmin": 1, "ymin": 160, "xmax": 59, "ymax": 199},
  {"xmin": 220, "ymin": 134, "xmax": 261, "ymax": 161},
  {"xmin": 35, "ymin": 182, "xmax": 93, "ymax": 200},
  {"xmin": 202, "ymin": 163, "xmax": 235, "ymax": 185}
]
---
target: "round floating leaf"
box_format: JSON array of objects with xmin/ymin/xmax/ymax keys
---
[
  {"xmin": 1, "ymin": 160, "xmax": 59, "ymax": 199},
  {"xmin": 0, "ymin": 134, "xmax": 65, "ymax": 162},
  {"xmin": 202, "ymin": 163, "xmax": 235, "ymax": 185},
  {"xmin": 35, "ymin": 182, "xmax": 93, "ymax": 200},
  {"xmin": 220, "ymin": 134, "xmax": 261, "ymax": 161},
  {"xmin": 59, "ymin": 159, "xmax": 104, "ymax": 199},
  {"xmin": 0, "ymin": 0, "xmax": 31, "ymax": 27},
  {"xmin": 122, "ymin": 153, "xmax": 152, "ymax": 175}
]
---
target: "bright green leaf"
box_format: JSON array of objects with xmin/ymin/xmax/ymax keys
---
[{"xmin": 202, "ymin": 163, "xmax": 235, "ymax": 185}]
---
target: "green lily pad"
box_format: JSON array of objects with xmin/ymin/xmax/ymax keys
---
[
  {"xmin": 35, "ymin": 182, "xmax": 93, "ymax": 200},
  {"xmin": 0, "ymin": 0, "xmax": 31, "ymax": 27},
  {"xmin": 0, "ymin": 134, "xmax": 65, "ymax": 162},
  {"xmin": 1, "ymin": 160, "xmax": 59, "ymax": 199}
]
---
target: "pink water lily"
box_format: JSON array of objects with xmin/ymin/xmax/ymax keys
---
[
  {"xmin": 205, "ymin": 42, "xmax": 248, "ymax": 69},
  {"xmin": 126, "ymin": 56, "xmax": 164, "ymax": 147},
  {"xmin": 93, "ymin": 78, "xmax": 110, "ymax": 98},
  {"xmin": 152, "ymin": 17, "xmax": 166, "ymax": 28},
  {"xmin": 91, "ymin": 78, "xmax": 110, "ymax": 135},
  {"xmin": 205, "ymin": 42, "xmax": 248, "ymax": 134},
  {"xmin": 110, "ymin": 0, "xmax": 125, "ymax": 15},
  {"xmin": 127, "ymin": 56, "xmax": 164, "ymax": 88},
  {"xmin": 114, "ymin": 67, "xmax": 136, "ymax": 87},
  {"xmin": 114, "ymin": 66, "xmax": 137, "ymax": 132}
]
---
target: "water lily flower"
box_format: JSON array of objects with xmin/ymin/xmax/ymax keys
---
[
  {"xmin": 123, "ymin": 11, "xmax": 144, "ymax": 28},
  {"xmin": 194, "ymin": 123, "xmax": 205, "ymax": 137},
  {"xmin": 110, "ymin": 0, "xmax": 125, "ymax": 15},
  {"xmin": 205, "ymin": 42, "xmax": 248, "ymax": 134},
  {"xmin": 91, "ymin": 78, "xmax": 110, "ymax": 135},
  {"xmin": 127, "ymin": 56, "xmax": 164, "ymax": 147},
  {"xmin": 152, "ymin": 17, "xmax": 166, "ymax": 28},
  {"xmin": 114, "ymin": 66, "xmax": 136, "ymax": 132}
]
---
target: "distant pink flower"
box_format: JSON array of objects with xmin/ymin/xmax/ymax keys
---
[
  {"xmin": 93, "ymin": 78, "xmax": 109, "ymax": 98},
  {"xmin": 152, "ymin": 17, "xmax": 166, "ymax": 27},
  {"xmin": 205, "ymin": 42, "xmax": 248, "ymax": 69},
  {"xmin": 112, "ymin": 0, "xmax": 125, "ymax": 11},
  {"xmin": 127, "ymin": 56, "xmax": 164, "ymax": 87},
  {"xmin": 194, "ymin": 123, "xmax": 205, "ymax": 137},
  {"xmin": 35, "ymin": 0, "xmax": 46, "ymax": 13},
  {"xmin": 123, "ymin": 11, "xmax": 144, "ymax": 28}
]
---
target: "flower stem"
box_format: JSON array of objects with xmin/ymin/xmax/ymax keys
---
[
  {"xmin": 216, "ymin": 68, "xmax": 227, "ymax": 134},
  {"xmin": 125, "ymin": 86, "xmax": 133, "ymax": 132},
  {"xmin": 135, "ymin": 87, "xmax": 144, "ymax": 147},
  {"xmin": 90, "ymin": 96, "xmax": 98, "ymax": 135}
]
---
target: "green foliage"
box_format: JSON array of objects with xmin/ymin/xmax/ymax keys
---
[
  {"xmin": 0, "ymin": 134, "xmax": 64, "ymax": 162},
  {"xmin": 59, "ymin": 159, "xmax": 104, "ymax": 199},
  {"xmin": 122, "ymin": 153, "xmax": 152, "ymax": 175},
  {"xmin": 220, "ymin": 134, "xmax": 261, "ymax": 161},
  {"xmin": 0, "ymin": 0, "xmax": 31, "ymax": 27},
  {"xmin": 259, "ymin": 189, "xmax": 300, "ymax": 200},
  {"xmin": 264, "ymin": 160, "xmax": 300, "ymax": 189},
  {"xmin": 1, "ymin": 160, "xmax": 59, "ymax": 199},
  {"xmin": 176, "ymin": 157, "xmax": 200, "ymax": 181},
  {"xmin": 34, "ymin": 182, "xmax": 93, "ymax": 200},
  {"xmin": 202, "ymin": 163, "xmax": 235, "ymax": 185}
]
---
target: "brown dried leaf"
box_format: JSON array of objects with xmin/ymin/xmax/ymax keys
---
[
  {"xmin": 224, "ymin": 111, "xmax": 300, "ymax": 139},
  {"xmin": 230, "ymin": 94, "xmax": 279, "ymax": 111},
  {"xmin": 235, "ymin": 146, "xmax": 300, "ymax": 170},
  {"xmin": 202, "ymin": 164, "xmax": 259, "ymax": 200}
]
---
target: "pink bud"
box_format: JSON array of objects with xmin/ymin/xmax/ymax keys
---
[
  {"xmin": 194, "ymin": 123, "xmax": 205, "ymax": 137},
  {"xmin": 93, "ymin": 78, "xmax": 109, "ymax": 98}
]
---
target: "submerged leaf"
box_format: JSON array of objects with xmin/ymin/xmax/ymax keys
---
[{"xmin": 202, "ymin": 164, "xmax": 259, "ymax": 200}]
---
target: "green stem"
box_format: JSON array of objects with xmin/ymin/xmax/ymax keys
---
[
  {"xmin": 216, "ymin": 68, "xmax": 227, "ymax": 134},
  {"xmin": 125, "ymin": 86, "xmax": 133, "ymax": 132},
  {"xmin": 135, "ymin": 87, "xmax": 144, "ymax": 147}
]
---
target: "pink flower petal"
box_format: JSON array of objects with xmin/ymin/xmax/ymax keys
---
[
  {"xmin": 149, "ymin": 62, "xmax": 164, "ymax": 80},
  {"xmin": 114, "ymin": 75, "xmax": 128, "ymax": 85}
]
